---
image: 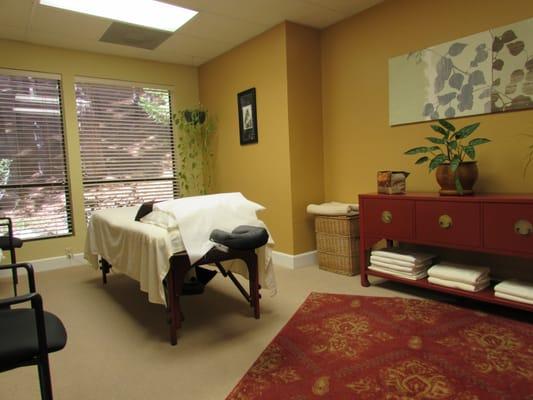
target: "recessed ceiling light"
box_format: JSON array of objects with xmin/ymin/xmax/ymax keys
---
[{"xmin": 39, "ymin": 0, "xmax": 198, "ymax": 32}]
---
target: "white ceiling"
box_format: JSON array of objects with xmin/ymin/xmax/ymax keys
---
[{"xmin": 0, "ymin": 0, "xmax": 383, "ymax": 66}]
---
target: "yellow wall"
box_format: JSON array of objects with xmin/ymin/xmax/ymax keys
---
[
  {"xmin": 322, "ymin": 0, "xmax": 533, "ymax": 202},
  {"xmin": 199, "ymin": 24, "xmax": 295, "ymax": 253},
  {"xmin": 285, "ymin": 23, "xmax": 324, "ymax": 254},
  {"xmin": 0, "ymin": 39, "xmax": 198, "ymax": 263},
  {"xmin": 6, "ymin": 0, "xmax": 532, "ymax": 262},
  {"xmin": 199, "ymin": 23, "xmax": 324, "ymax": 255}
]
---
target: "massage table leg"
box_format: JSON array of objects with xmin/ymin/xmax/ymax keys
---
[
  {"xmin": 167, "ymin": 265, "xmax": 179, "ymax": 346},
  {"xmin": 246, "ymin": 252, "xmax": 260, "ymax": 319},
  {"xmin": 213, "ymin": 250, "xmax": 260, "ymax": 319},
  {"xmin": 100, "ymin": 258, "xmax": 111, "ymax": 284},
  {"xmin": 167, "ymin": 253, "xmax": 190, "ymax": 345},
  {"xmin": 98, "ymin": 250, "xmax": 261, "ymax": 345}
]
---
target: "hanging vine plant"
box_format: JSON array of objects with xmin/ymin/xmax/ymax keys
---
[{"xmin": 174, "ymin": 106, "xmax": 216, "ymax": 195}]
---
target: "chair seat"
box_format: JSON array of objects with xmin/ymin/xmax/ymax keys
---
[
  {"xmin": 0, "ymin": 235, "xmax": 23, "ymax": 250},
  {"xmin": 0, "ymin": 309, "xmax": 67, "ymax": 372}
]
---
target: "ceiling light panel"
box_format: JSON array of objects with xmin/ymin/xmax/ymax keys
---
[{"xmin": 39, "ymin": 0, "xmax": 198, "ymax": 32}]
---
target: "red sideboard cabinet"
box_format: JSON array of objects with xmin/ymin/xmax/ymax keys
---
[{"xmin": 358, "ymin": 192, "xmax": 533, "ymax": 312}]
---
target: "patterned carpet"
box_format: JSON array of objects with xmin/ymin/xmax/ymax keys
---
[{"xmin": 226, "ymin": 293, "xmax": 533, "ymax": 399}]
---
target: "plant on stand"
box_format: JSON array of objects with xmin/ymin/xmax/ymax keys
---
[
  {"xmin": 174, "ymin": 106, "xmax": 216, "ymax": 195},
  {"xmin": 404, "ymin": 119, "xmax": 490, "ymax": 195}
]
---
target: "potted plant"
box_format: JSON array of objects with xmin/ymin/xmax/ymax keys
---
[
  {"xmin": 404, "ymin": 119, "xmax": 490, "ymax": 195},
  {"xmin": 174, "ymin": 106, "xmax": 216, "ymax": 195}
]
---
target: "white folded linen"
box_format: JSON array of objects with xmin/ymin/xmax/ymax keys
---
[
  {"xmin": 371, "ymin": 249, "xmax": 435, "ymax": 264},
  {"xmin": 494, "ymin": 291, "xmax": 533, "ymax": 305},
  {"xmin": 84, "ymin": 205, "xmax": 277, "ymax": 305},
  {"xmin": 369, "ymin": 257, "xmax": 431, "ymax": 273},
  {"xmin": 154, "ymin": 192, "xmax": 266, "ymax": 264},
  {"xmin": 368, "ymin": 264, "xmax": 428, "ymax": 280},
  {"xmin": 493, "ymin": 279, "xmax": 533, "ymax": 301},
  {"xmin": 428, "ymin": 262, "xmax": 489, "ymax": 285},
  {"xmin": 306, "ymin": 202, "xmax": 359, "ymax": 216},
  {"xmin": 370, "ymin": 254, "xmax": 430, "ymax": 268},
  {"xmin": 428, "ymin": 276, "xmax": 490, "ymax": 292}
]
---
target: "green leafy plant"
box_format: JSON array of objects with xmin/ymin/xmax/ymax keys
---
[
  {"xmin": 404, "ymin": 119, "xmax": 490, "ymax": 192},
  {"xmin": 0, "ymin": 158, "xmax": 12, "ymax": 185},
  {"xmin": 174, "ymin": 106, "xmax": 216, "ymax": 195}
]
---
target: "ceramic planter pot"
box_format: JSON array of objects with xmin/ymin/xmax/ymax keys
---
[{"xmin": 436, "ymin": 161, "xmax": 478, "ymax": 195}]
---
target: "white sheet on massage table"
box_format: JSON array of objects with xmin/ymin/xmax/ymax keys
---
[{"xmin": 84, "ymin": 206, "xmax": 276, "ymax": 305}]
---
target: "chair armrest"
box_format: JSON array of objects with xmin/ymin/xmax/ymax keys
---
[
  {"xmin": 0, "ymin": 216, "xmax": 12, "ymax": 226},
  {"xmin": 0, "ymin": 292, "xmax": 37, "ymax": 308},
  {"xmin": 0, "ymin": 216, "xmax": 15, "ymax": 248},
  {"xmin": 0, "ymin": 216, "xmax": 13, "ymax": 232},
  {"xmin": 0, "ymin": 263, "xmax": 36, "ymax": 292}
]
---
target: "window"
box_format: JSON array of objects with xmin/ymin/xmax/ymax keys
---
[
  {"xmin": 0, "ymin": 70, "xmax": 72, "ymax": 240},
  {"xmin": 75, "ymin": 80, "xmax": 178, "ymax": 218}
]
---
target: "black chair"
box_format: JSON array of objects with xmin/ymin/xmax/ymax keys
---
[
  {"xmin": 0, "ymin": 263, "xmax": 67, "ymax": 400},
  {"xmin": 0, "ymin": 217, "xmax": 24, "ymax": 295}
]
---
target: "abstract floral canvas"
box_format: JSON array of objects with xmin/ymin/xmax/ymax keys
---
[{"xmin": 389, "ymin": 17, "xmax": 533, "ymax": 126}]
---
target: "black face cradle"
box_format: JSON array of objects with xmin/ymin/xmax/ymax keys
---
[{"xmin": 210, "ymin": 225, "xmax": 268, "ymax": 250}]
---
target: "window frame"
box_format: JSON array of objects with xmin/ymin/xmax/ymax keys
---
[
  {"xmin": 75, "ymin": 77, "xmax": 179, "ymax": 218},
  {"xmin": 0, "ymin": 68, "xmax": 73, "ymax": 241}
]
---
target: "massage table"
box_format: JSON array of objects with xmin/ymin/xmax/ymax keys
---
[{"xmin": 84, "ymin": 205, "xmax": 275, "ymax": 345}]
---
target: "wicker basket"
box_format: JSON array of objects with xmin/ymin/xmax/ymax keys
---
[
  {"xmin": 317, "ymin": 252, "xmax": 358, "ymax": 276},
  {"xmin": 315, "ymin": 215, "xmax": 360, "ymax": 237},
  {"xmin": 315, "ymin": 215, "xmax": 359, "ymax": 276}
]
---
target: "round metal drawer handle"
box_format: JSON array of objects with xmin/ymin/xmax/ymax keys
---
[
  {"xmin": 438, "ymin": 214, "xmax": 453, "ymax": 229},
  {"xmin": 514, "ymin": 219, "xmax": 532, "ymax": 236},
  {"xmin": 381, "ymin": 211, "xmax": 392, "ymax": 224}
]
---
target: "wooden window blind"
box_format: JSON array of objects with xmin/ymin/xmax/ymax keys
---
[
  {"xmin": 75, "ymin": 80, "xmax": 178, "ymax": 218},
  {"xmin": 0, "ymin": 71, "xmax": 72, "ymax": 240}
]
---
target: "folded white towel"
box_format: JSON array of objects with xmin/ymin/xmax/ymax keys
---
[
  {"xmin": 428, "ymin": 276, "xmax": 490, "ymax": 292},
  {"xmin": 306, "ymin": 202, "xmax": 358, "ymax": 216},
  {"xmin": 371, "ymin": 249, "xmax": 435, "ymax": 264},
  {"xmin": 370, "ymin": 257, "xmax": 431, "ymax": 273},
  {"xmin": 370, "ymin": 254, "xmax": 430, "ymax": 268},
  {"xmin": 494, "ymin": 280, "xmax": 533, "ymax": 301},
  {"xmin": 428, "ymin": 263, "xmax": 490, "ymax": 285},
  {"xmin": 494, "ymin": 291, "xmax": 533, "ymax": 305},
  {"xmin": 368, "ymin": 265, "xmax": 428, "ymax": 280}
]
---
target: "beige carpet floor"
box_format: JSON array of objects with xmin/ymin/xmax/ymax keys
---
[{"xmin": 0, "ymin": 264, "xmax": 528, "ymax": 400}]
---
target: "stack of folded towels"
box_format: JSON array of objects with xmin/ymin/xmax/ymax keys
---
[
  {"xmin": 369, "ymin": 248, "xmax": 436, "ymax": 280},
  {"xmin": 427, "ymin": 262, "xmax": 490, "ymax": 292},
  {"xmin": 306, "ymin": 202, "xmax": 359, "ymax": 216},
  {"xmin": 494, "ymin": 280, "xmax": 533, "ymax": 305}
]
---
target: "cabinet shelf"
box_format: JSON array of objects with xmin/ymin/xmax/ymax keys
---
[
  {"xmin": 366, "ymin": 268, "xmax": 533, "ymax": 312},
  {"xmin": 359, "ymin": 193, "xmax": 533, "ymax": 313}
]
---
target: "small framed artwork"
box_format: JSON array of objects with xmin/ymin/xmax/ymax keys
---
[{"xmin": 237, "ymin": 88, "xmax": 258, "ymax": 145}]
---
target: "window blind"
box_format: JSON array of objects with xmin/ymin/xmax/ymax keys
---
[
  {"xmin": 75, "ymin": 81, "xmax": 178, "ymax": 218},
  {"xmin": 0, "ymin": 72, "xmax": 72, "ymax": 240}
]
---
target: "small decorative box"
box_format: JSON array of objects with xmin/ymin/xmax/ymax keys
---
[{"xmin": 377, "ymin": 171, "xmax": 409, "ymax": 194}]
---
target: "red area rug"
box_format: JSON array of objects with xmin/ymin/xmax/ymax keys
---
[{"xmin": 226, "ymin": 293, "xmax": 533, "ymax": 399}]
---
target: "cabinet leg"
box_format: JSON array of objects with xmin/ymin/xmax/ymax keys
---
[{"xmin": 361, "ymin": 272, "xmax": 370, "ymax": 287}]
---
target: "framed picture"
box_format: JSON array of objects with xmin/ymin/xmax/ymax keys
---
[{"xmin": 237, "ymin": 88, "xmax": 258, "ymax": 145}]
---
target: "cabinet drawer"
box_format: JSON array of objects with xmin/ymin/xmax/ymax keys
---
[
  {"xmin": 361, "ymin": 199, "xmax": 414, "ymax": 240},
  {"xmin": 484, "ymin": 203, "xmax": 533, "ymax": 256},
  {"xmin": 415, "ymin": 201, "xmax": 481, "ymax": 247}
]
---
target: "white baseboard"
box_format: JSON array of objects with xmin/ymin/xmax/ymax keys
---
[
  {"xmin": 2, "ymin": 249, "xmax": 317, "ymax": 277},
  {"xmin": 0, "ymin": 253, "xmax": 88, "ymax": 278},
  {"xmin": 272, "ymin": 250, "xmax": 317, "ymax": 270}
]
